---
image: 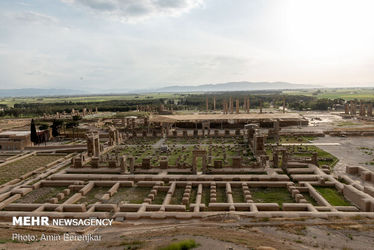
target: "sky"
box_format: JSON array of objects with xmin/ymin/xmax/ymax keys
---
[{"xmin": 1, "ymin": 0, "xmax": 374, "ymax": 91}]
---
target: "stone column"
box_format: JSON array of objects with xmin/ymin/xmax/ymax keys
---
[
  {"xmin": 344, "ymin": 103, "xmax": 349, "ymax": 114},
  {"xmin": 254, "ymin": 131, "xmax": 265, "ymax": 155},
  {"xmin": 91, "ymin": 157, "xmax": 99, "ymax": 168},
  {"xmin": 129, "ymin": 157, "xmax": 134, "ymax": 174},
  {"xmin": 247, "ymin": 98, "xmax": 250, "ymax": 113},
  {"xmin": 273, "ymin": 120, "xmax": 280, "ymax": 144},
  {"xmin": 202, "ymin": 155, "xmax": 207, "ymax": 174},
  {"xmin": 350, "ymin": 101, "xmax": 356, "ymax": 115},
  {"xmin": 281, "ymin": 150, "xmax": 288, "ymax": 170},
  {"xmin": 213, "ymin": 96, "xmax": 216, "ymax": 111},
  {"xmin": 191, "ymin": 160, "xmax": 197, "ymax": 174},
  {"xmin": 229, "ymin": 97, "xmax": 233, "ymax": 114},
  {"xmin": 312, "ymin": 152, "xmax": 318, "ymax": 167},
  {"xmin": 120, "ymin": 156, "xmax": 127, "ymax": 173},
  {"xmin": 206, "ymin": 96, "xmax": 209, "ymax": 112},
  {"xmin": 360, "ymin": 101, "xmax": 365, "ymax": 116},
  {"xmin": 273, "ymin": 150, "xmax": 279, "ymax": 168},
  {"xmin": 236, "ymin": 99, "xmax": 239, "ymax": 114},
  {"xmin": 368, "ymin": 104, "xmax": 373, "ymax": 117},
  {"xmin": 94, "ymin": 136, "xmax": 100, "ymax": 157}
]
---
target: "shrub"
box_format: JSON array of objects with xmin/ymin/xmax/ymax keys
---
[{"xmin": 159, "ymin": 239, "xmax": 199, "ymax": 250}]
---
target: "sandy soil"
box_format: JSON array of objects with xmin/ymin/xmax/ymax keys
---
[
  {"xmin": 1, "ymin": 216, "xmax": 374, "ymax": 250},
  {"xmin": 315, "ymin": 136, "xmax": 374, "ymax": 173}
]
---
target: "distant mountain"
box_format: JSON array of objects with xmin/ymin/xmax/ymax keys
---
[
  {"xmin": 0, "ymin": 82, "xmax": 320, "ymax": 97},
  {"xmin": 0, "ymin": 88, "xmax": 88, "ymax": 97},
  {"xmin": 150, "ymin": 81, "xmax": 320, "ymax": 92}
]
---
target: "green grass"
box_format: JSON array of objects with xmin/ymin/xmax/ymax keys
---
[
  {"xmin": 170, "ymin": 187, "xmax": 185, "ymax": 205},
  {"xmin": 302, "ymin": 192, "xmax": 318, "ymax": 206},
  {"xmin": 114, "ymin": 143, "xmax": 255, "ymax": 169},
  {"xmin": 267, "ymin": 136, "xmax": 316, "ymax": 143},
  {"xmin": 232, "ymin": 187, "xmax": 245, "ymax": 203},
  {"xmin": 336, "ymin": 121, "xmax": 360, "ymax": 127},
  {"xmin": 283, "ymin": 88, "xmax": 374, "ymax": 101},
  {"xmin": 15, "ymin": 186, "xmax": 66, "ymax": 203},
  {"xmin": 79, "ymin": 187, "xmax": 108, "ymax": 204},
  {"xmin": 0, "ymin": 238, "xmax": 21, "ymax": 244},
  {"xmin": 108, "ymin": 187, "xmax": 151, "ymax": 204},
  {"xmin": 153, "ymin": 190, "xmax": 168, "ymax": 205},
  {"xmin": 290, "ymin": 145, "xmax": 338, "ymax": 168},
  {"xmin": 0, "ymin": 155, "xmax": 64, "ymax": 185},
  {"xmin": 159, "ymin": 239, "xmax": 199, "ymax": 250},
  {"xmin": 201, "ymin": 188, "xmax": 210, "ymax": 208},
  {"xmin": 315, "ymin": 187, "xmax": 351, "ymax": 206},
  {"xmin": 215, "ymin": 187, "xmax": 227, "ymax": 203},
  {"xmin": 0, "ymin": 93, "xmax": 186, "ymax": 107},
  {"xmin": 251, "ymin": 187, "xmax": 295, "ymax": 207},
  {"xmin": 187, "ymin": 187, "xmax": 198, "ymax": 211}
]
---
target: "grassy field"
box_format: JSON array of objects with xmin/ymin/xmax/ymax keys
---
[
  {"xmin": 79, "ymin": 187, "xmax": 108, "ymax": 204},
  {"xmin": 0, "ymin": 155, "xmax": 63, "ymax": 185},
  {"xmin": 108, "ymin": 187, "xmax": 150, "ymax": 204},
  {"xmin": 0, "ymin": 93, "xmax": 189, "ymax": 107},
  {"xmin": 251, "ymin": 187, "xmax": 295, "ymax": 207},
  {"xmin": 315, "ymin": 187, "xmax": 351, "ymax": 206},
  {"xmin": 15, "ymin": 187, "xmax": 65, "ymax": 203},
  {"xmin": 291, "ymin": 145, "xmax": 338, "ymax": 168},
  {"xmin": 283, "ymin": 88, "xmax": 374, "ymax": 100},
  {"xmin": 108, "ymin": 136, "xmax": 255, "ymax": 170},
  {"xmin": 267, "ymin": 136, "xmax": 316, "ymax": 144}
]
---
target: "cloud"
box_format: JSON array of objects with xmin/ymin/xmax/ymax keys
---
[
  {"xmin": 61, "ymin": 0, "xmax": 204, "ymax": 21},
  {"xmin": 13, "ymin": 11, "xmax": 58, "ymax": 25}
]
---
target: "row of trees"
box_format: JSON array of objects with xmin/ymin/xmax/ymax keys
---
[
  {"xmin": 30, "ymin": 116, "xmax": 81, "ymax": 145},
  {"xmin": 30, "ymin": 119, "xmax": 49, "ymax": 145},
  {"xmin": 5, "ymin": 92, "xmax": 350, "ymax": 118}
]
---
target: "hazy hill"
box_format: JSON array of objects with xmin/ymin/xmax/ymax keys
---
[
  {"xmin": 0, "ymin": 88, "xmax": 88, "ymax": 97},
  {"xmin": 152, "ymin": 81, "xmax": 319, "ymax": 92},
  {"xmin": 0, "ymin": 82, "xmax": 319, "ymax": 97}
]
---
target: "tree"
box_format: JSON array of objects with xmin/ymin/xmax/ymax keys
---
[
  {"xmin": 66, "ymin": 120, "xmax": 79, "ymax": 138},
  {"xmin": 39, "ymin": 124, "xmax": 49, "ymax": 130},
  {"xmin": 72, "ymin": 115, "xmax": 81, "ymax": 121},
  {"xmin": 30, "ymin": 119, "xmax": 38, "ymax": 145},
  {"xmin": 51, "ymin": 120, "xmax": 64, "ymax": 137}
]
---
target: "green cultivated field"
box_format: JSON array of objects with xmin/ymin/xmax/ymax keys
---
[
  {"xmin": 0, "ymin": 93, "xmax": 189, "ymax": 107},
  {"xmin": 283, "ymin": 88, "xmax": 374, "ymax": 100}
]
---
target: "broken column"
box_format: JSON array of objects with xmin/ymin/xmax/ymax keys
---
[
  {"xmin": 273, "ymin": 149, "xmax": 279, "ymax": 168},
  {"xmin": 120, "ymin": 156, "xmax": 127, "ymax": 173},
  {"xmin": 344, "ymin": 103, "xmax": 349, "ymax": 114},
  {"xmin": 360, "ymin": 101, "xmax": 365, "ymax": 116},
  {"xmin": 253, "ymin": 130, "xmax": 265, "ymax": 155},
  {"xmin": 368, "ymin": 104, "xmax": 373, "ymax": 117},
  {"xmin": 350, "ymin": 101, "xmax": 356, "ymax": 115},
  {"xmin": 273, "ymin": 119, "xmax": 280, "ymax": 144}
]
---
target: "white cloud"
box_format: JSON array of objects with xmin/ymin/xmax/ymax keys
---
[
  {"xmin": 13, "ymin": 11, "xmax": 58, "ymax": 25},
  {"xmin": 61, "ymin": 0, "xmax": 204, "ymax": 22}
]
